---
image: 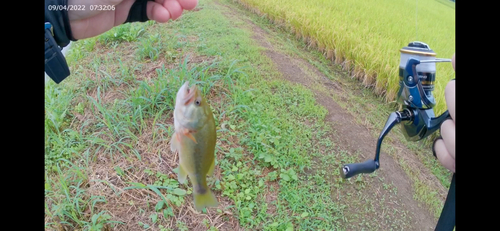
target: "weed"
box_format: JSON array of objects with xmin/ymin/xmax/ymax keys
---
[
  {"xmin": 45, "ymin": 162, "xmax": 121, "ymax": 230},
  {"xmin": 45, "ymin": 0, "xmax": 447, "ymax": 230},
  {"xmin": 136, "ymin": 33, "xmax": 162, "ymax": 61},
  {"xmin": 176, "ymin": 220, "xmax": 189, "ymax": 231},
  {"xmin": 98, "ymin": 22, "xmax": 148, "ymax": 46}
]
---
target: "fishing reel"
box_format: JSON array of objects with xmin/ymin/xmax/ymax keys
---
[{"xmin": 340, "ymin": 41, "xmax": 452, "ymax": 179}]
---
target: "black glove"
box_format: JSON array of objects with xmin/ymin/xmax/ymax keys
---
[
  {"xmin": 125, "ymin": 0, "xmax": 155, "ymax": 23},
  {"xmin": 45, "ymin": 0, "xmax": 75, "ymax": 48}
]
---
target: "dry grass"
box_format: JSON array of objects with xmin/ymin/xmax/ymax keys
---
[{"xmin": 71, "ymin": 91, "xmax": 243, "ymax": 230}]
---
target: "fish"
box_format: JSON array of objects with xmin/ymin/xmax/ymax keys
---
[{"xmin": 170, "ymin": 81, "xmax": 218, "ymax": 211}]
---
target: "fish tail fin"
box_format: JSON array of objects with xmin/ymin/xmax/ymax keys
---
[{"xmin": 193, "ymin": 188, "xmax": 218, "ymax": 211}]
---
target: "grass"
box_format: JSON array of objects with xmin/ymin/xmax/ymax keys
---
[
  {"xmin": 235, "ymin": 0, "xmax": 455, "ymax": 116},
  {"xmin": 236, "ymin": 0, "xmax": 452, "ymax": 208},
  {"xmin": 45, "ymin": 0, "xmax": 449, "ymax": 230}
]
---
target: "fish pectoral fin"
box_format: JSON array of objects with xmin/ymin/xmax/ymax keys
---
[
  {"xmin": 170, "ymin": 132, "xmax": 181, "ymax": 152},
  {"xmin": 178, "ymin": 165, "xmax": 188, "ymax": 184},
  {"xmin": 207, "ymin": 158, "xmax": 215, "ymax": 177},
  {"xmin": 183, "ymin": 129, "xmax": 197, "ymax": 144}
]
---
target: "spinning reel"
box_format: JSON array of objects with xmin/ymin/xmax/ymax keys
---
[{"xmin": 340, "ymin": 41, "xmax": 452, "ymax": 179}]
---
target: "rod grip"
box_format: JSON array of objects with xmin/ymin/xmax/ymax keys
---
[{"xmin": 340, "ymin": 159, "xmax": 379, "ymax": 179}]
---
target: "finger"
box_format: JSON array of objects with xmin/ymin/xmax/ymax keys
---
[
  {"xmin": 178, "ymin": 0, "xmax": 198, "ymax": 10},
  {"xmin": 440, "ymin": 119, "xmax": 455, "ymax": 159},
  {"xmin": 445, "ymin": 79, "xmax": 455, "ymax": 121},
  {"xmin": 147, "ymin": 1, "xmax": 172, "ymax": 23},
  {"xmin": 162, "ymin": 0, "xmax": 184, "ymax": 20},
  {"xmin": 433, "ymin": 139, "xmax": 455, "ymax": 172}
]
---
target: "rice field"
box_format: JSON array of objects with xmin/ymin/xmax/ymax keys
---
[{"xmin": 236, "ymin": 0, "xmax": 455, "ymax": 115}]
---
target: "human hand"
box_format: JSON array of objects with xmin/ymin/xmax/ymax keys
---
[
  {"xmin": 432, "ymin": 54, "xmax": 455, "ymax": 172},
  {"xmin": 68, "ymin": 0, "xmax": 198, "ymax": 40}
]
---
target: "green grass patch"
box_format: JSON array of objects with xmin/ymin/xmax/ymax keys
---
[
  {"xmin": 45, "ymin": 0, "xmax": 447, "ymax": 229},
  {"xmin": 224, "ymin": 0, "xmax": 451, "ymax": 219}
]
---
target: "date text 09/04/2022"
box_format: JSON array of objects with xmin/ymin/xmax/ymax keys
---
[{"xmin": 47, "ymin": 4, "xmax": 116, "ymax": 11}]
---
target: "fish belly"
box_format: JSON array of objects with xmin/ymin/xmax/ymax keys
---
[{"xmin": 177, "ymin": 123, "xmax": 217, "ymax": 210}]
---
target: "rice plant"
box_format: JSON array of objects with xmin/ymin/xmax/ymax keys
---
[{"xmin": 236, "ymin": 0, "xmax": 455, "ymax": 115}]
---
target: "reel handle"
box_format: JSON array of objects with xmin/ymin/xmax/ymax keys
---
[
  {"xmin": 426, "ymin": 110, "xmax": 451, "ymax": 138},
  {"xmin": 339, "ymin": 110, "xmax": 411, "ymax": 179},
  {"xmin": 340, "ymin": 159, "xmax": 379, "ymax": 179}
]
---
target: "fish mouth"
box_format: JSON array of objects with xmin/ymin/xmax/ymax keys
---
[{"xmin": 183, "ymin": 83, "xmax": 197, "ymax": 105}]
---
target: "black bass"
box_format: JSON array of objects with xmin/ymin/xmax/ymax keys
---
[{"xmin": 171, "ymin": 81, "xmax": 218, "ymax": 211}]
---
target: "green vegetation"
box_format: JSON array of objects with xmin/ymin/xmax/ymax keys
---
[
  {"xmin": 236, "ymin": 0, "xmax": 455, "ymax": 115},
  {"xmin": 45, "ymin": 0, "xmax": 450, "ymax": 230}
]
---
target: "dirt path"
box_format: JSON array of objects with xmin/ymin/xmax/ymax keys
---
[{"xmin": 215, "ymin": 1, "xmax": 447, "ymax": 230}]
